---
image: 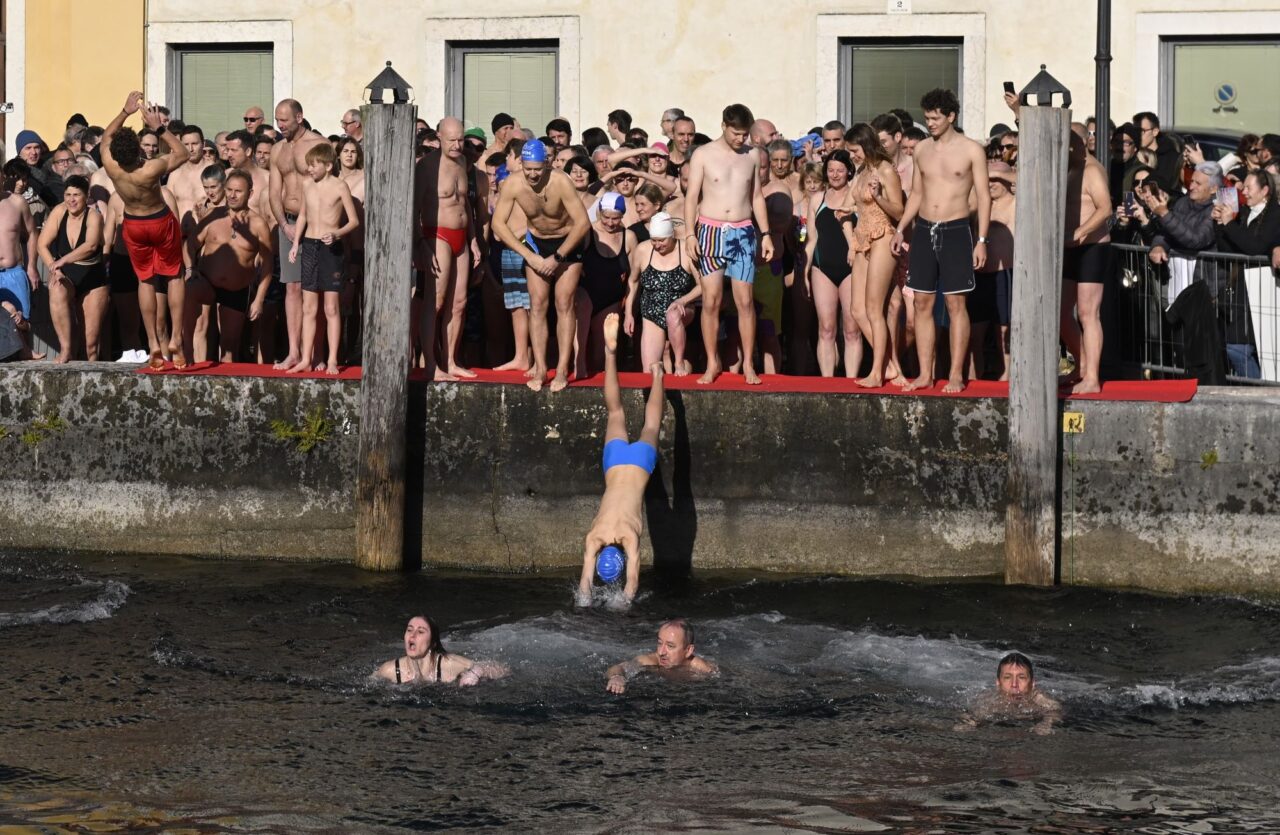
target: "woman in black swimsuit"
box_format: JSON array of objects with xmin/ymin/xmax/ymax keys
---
[
  {"xmin": 373, "ymin": 615, "xmax": 508, "ymax": 687},
  {"xmin": 575, "ymin": 192, "xmax": 637, "ymax": 377},
  {"xmin": 623, "ymin": 212, "xmax": 701, "ymax": 375},
  {"xmin": 37, "ymin": 174, "xmax": 108, "ymax": 362},
  {"xmin": 802, "ymin": 151, "xmax": 864, "ymax": 378}
]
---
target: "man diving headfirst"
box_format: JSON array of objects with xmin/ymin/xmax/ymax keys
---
[{"xmin": 577, "ymin": 312, "xmax": 664, "ymax": 608}]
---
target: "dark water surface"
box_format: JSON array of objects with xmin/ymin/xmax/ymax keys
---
[{"xmin": 3, "ymin": 551, "xmax": 1280, "ymax": 833}]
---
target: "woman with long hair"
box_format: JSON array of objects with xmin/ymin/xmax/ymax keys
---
[
  {"xmin": 845, "ymin": 123, "xmax": 905, "ymax": 386},
  {"xmin": 374, "ymin": 615, "xmax": 508, "ymax": 686}
]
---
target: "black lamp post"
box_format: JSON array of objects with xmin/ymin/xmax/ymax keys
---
[{"xmin": 1095, "ymin": 0, "xmax": 1113, "ymax": 170}]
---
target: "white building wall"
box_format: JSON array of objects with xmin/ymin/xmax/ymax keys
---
[{"xmin": 143, "ymin": 0, "xmax": 1280, "ymax": 140}]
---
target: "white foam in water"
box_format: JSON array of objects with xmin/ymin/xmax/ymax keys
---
[
  {"xmin": 1114, "ymin": 656, "xmax": 1280, "ymax": 709},
  {"xmin": 0, "ymin": 579, "xmax": 131, "ymax": 628}
]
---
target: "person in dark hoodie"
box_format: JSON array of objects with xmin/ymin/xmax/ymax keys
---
[{"xmin": 1132, "ymin": 112, "xmax": 1184, "ymax": 195}]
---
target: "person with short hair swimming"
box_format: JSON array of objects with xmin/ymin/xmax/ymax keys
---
[
  {"xmin": 576, "ymin": 312, "xmax": 664, "ymax": 608},
  {"xmin": 605, "ymin": 619, "xmax": 719, "ymax": 694},
  {"xmin": 373, "ymin": 615, "xmax": 508, "ymax": 686},
  {"xmin": 956, "ymin": 651, "xmax": 1062, "ymax": 735}
]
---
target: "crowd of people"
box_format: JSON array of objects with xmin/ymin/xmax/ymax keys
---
[{"xmin": 1, "ymin": 87, "xmax": 1277, "ymax": 387}]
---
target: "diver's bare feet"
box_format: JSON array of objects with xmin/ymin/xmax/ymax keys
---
[
  {"xmin": 171, "ymin": 350, "xmax": 189, "ymax": 370},
  {"xmin": 742, "ymin": 365, "xmax": 762, "ymax": 385},
  {"xmin": 674, "ymin": 359, "xmax": 692, "ymax": 376},
  {"xmin": 433, "ymin": 368, "xmax": 457, "ymax": 382},
  {"xmin": 697, "ymin": 360, "xmax": 721, "ymax": 385},
  {"xmin": 273, "ymin": 354, "xmax": 300, "ymax": 371},
  {"xmin": 1070, "ymin": 378, "xmax": 1101, "ymax": 395},
  {"xmin": 285, "ymin": 358, "xmax": 310, "ymax": 374},
  {"xmin": 603, "ymin": 312, "xmax": 619, "ymax": 353},
  {"xmin": 325, "ymin": 362, "xmax": 340, "ymax": 376},
  {"xmin": 448, "ymin": 364, "xmax": 477, "ymax": 379},
  {"xmin": 549, "ymin": 369, "xmax": 570, "ymax": 393},
  {"xmin": 53, "ymin": 351, "xmax": 71, "ymax": 364},
  {"xmin": 148, "ymin": 351, "xmax": 166, "ymax": 370},
  {"xmin": 941, "ymin": 375, "xmax": 966, "ymax": 394},
  {"xmin": 901, "ymin": 375, "xmax": 933, "ymax": 392},
  {"xmin": 856, "ymin": 374, "xmax": 884, "ymax": 388},
  {"xmin": 526, "ymin": 366, "xmax": 547, "ymax": 391}
]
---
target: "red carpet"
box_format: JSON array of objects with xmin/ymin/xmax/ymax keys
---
[{"xmin": 139, "ymin": 362, "xmax": 1198, "ymax": 403}]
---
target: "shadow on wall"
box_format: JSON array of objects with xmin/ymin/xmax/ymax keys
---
[{"xmin": 644, "ymin": 390, "xmax": 697, "ymax": 579}]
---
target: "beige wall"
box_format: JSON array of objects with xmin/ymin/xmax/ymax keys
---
[{"xmin": 140, "ymin": 0, "xmax": 1280, "ymax": 143}]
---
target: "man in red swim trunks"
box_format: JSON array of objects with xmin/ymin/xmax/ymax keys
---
[
  {"xmin": 413, "ymin": 116, "xmax": 481, "ymax": 381},
  {"xmin": 101, "ymin": 91, "xmax": 191, "ymax": 368}
]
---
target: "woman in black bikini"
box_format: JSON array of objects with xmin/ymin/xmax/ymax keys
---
[
  {"xmin": 575, "ymin": 192, "xmax": 637, "ymax": 377},
  {"xmin": 623, "ymin": 212, "xmax": 701, "ymax": 375},
  {"xmin": 373, "ymin": 615, "xmax": 508, "ymax": 687},
  {"xmin": 38, "ymin": 175, "xmax": 108, "ymax": 362},
  {"xmin": 802, "ymin": 150, "xmax": 863, "ymax": 378}
]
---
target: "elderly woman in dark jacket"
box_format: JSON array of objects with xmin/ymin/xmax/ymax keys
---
[{"xmin": 1212, "ymin": 169, "xmax": 1280, "ymax": 378}]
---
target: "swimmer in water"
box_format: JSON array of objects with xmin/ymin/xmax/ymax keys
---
[
  {"xmin": 576, "ymin": 312, "xmax": 664, "ymax": 608},
  {"xmin": 956, "ymin": 651, "xmax": 1062, "ymax": 735},
  {"xmin": 605, "ymin": 619, "xmax": 718, "ymax": 694},
  {"xmin": 373, "ymin": 615, "xmax": 508, "ymax": 687}
]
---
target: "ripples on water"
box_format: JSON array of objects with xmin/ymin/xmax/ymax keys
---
[{"xmin": 2, "ymin": 551, "xmax": 1280, "ymax": 832}]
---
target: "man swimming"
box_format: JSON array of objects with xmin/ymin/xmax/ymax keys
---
[
  {"xmin": 605, "ymin": 619, "xmax": 719, "ymax": 694},
  {"xmin": 956, "ymin": 651, "xmax": 1062, "ymax": 735},
  {"xmin": 576, "ymin": 313, "xmax": 664, "ymax": 607},
  {"xmin": 373, "ymin": 615, "xmax": 508, "ymax": 687}
]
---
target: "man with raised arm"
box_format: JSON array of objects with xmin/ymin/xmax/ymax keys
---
[
  {"xmin": 101, "ymin": 91, "xmax": 191, "ymax": 368},
  {"xmin": 891, "ymin": 88, "xmax": 990, "ymax": 393},
  {"xmin": 683, "ymin": 103, "xmax": 774, "ymax": 385},
  {"xmin": 268, "ymin": 98, "xmax": 325, "ymax": 370},
  {"xmin": 491, "ymin": 139, "xmax": 591, "ymax": 392}
]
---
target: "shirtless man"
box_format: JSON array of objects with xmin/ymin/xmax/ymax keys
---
[
  {"xmin": 1061, "ymin": 126, "xmax": 1113, "ymax": 395},
  {"xmin": 181, "ymin": 165, "xmax": 229, "ymax": 361},
  {"xmin": 683, "ymin": 104, "xmax": 774, "ymax": 385},
  {"xmin": 577, "ymin": 314, "xmax": 664, "ymax": 606},
  {"xmin": 101, "ymin": 91, "xmax": 191, "ymax": 368},
  {"xmin": 0, "ymin": 177, "xmax": 41, "ymax": 359},
  {"xmin": 891, "ymin": 88, "xmax": 990, "ymax": 393},
  {"xmin": 491, "ymin": 139, "xmax": 592, "ymax": 392},
  {"xmin": 268, "ymin": 98, "xmax": 326, "ymax": 370},
  {"xmin": 669, "ymin": 116, "xmax": 696, "ymax": 167},
  {"xmin": 956, "ymin": 652, "xmax": 1062, "ymax": 735},
  {"xmin": 224, "ymin": 129, "xmax": 273, "ymax": 221},
  {"xmin": 166, "ymin": 125, "xmax": 210, "ymax": 223},
  {"xmin": 413, "ymin": 117, "xmax": 481, "ymax": 380},
  {"xmin": 604, "ymin": 619, "xmax": 719, "ymax": 694},
  {"xmin": 374, "ymin": 615, "xmax": 508, "ymax": 686},
  {"xmin": 182, "ymin": 170, "xmax": 273, "ymax": 363}
]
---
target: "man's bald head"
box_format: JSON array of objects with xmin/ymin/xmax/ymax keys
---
[
  {"xmin": 750, "ymin": 119, "xmax": 779, "ymax": 147},
  {"xmin": 275, "ymin": 99, "xmax": 305, "ymax": 140},
  {"xmin": 437, "ymin": 117, "xmax": 465, "ymax": 159}
]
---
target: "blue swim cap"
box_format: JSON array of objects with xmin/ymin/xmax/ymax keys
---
[
  {"xmin": 790, "ymin": 133, "xmax": 823, "ymax": 157},
  {"xmin": 596, "ymin": 545, "xmax": 625, "ymax": 584},
  {"xmin": 521, "ymin": 139, "xmax": 548, "ymax": 164},
  {"xmin": 495, "ymin": 163, "xmax": 510, "ymax": 184}
]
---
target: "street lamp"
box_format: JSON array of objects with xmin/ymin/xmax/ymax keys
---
[
  {"xmin": 1095, "ymin": 0, "xmax": 1112, "ymax": 170},
  {"xmin": 364, "ymin": 61, "xmax": 414, "ymax": 105}
]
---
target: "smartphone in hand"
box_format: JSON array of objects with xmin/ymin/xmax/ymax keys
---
[{"xmin": 1003, "ymin": 81, "xmax": 1016, "ymax": 95}]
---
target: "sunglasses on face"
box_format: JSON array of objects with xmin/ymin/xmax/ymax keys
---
[{"xmin": 244, "ymin": 117, "xmax": 261, "ymax": 123}]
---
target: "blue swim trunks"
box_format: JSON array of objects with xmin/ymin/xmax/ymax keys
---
[
  {"xmin": 0, "ymin": 264, "xmax": 30, "ymax": 319},
  {"xmin": 603, "ymin": 439, "xmax": 658, "ymax": 475},
  {"xmin": 499, "ymin": 246, "xmax": 529, "ymax": 310},
  {"xmin": 0, "ymin": 263, "xmax": 30, "ymax": 320},
  {"xmin": 697, "ymin": 216, "xmax": 757, "ymax": 284}
]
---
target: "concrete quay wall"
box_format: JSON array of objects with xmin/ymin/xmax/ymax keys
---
[{"xmin": 1, "ymin": 364, "xmax": 1277, "ymax": 596}]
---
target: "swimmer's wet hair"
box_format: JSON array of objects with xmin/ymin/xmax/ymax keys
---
[
  {"xmin": 661, "ymin": 618, "xmax": 695, "ymax": 647},
  {"xmin": 409, "ymin": 614, "xmax": 448, "ymax": 657},
  {"xmin": 997, "ymin": 651, "xmax": 1034, "ymax": 680}
]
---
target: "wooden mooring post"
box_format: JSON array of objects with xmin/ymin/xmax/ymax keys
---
[
  {"xmin": 1006, "ymin": 67, "xmax": 1072, "ymax": 586},
  {"xmin": 355, "ymin": 64, "xmax": 416, "ymax": 571}
]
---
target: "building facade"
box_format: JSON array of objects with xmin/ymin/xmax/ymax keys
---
[{"xmin": 6, "ymin": 0, "xmax": 1279, "ymax": 155}]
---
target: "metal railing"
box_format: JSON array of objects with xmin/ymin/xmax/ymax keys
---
[{"xmin": 1111, "ymin": 243, "xmax": 1280, "ymax": 385}]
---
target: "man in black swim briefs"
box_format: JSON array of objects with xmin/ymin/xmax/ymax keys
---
[{"xmin": 577, "ymin": 313, "xmax": 665, "ymax": 607}]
